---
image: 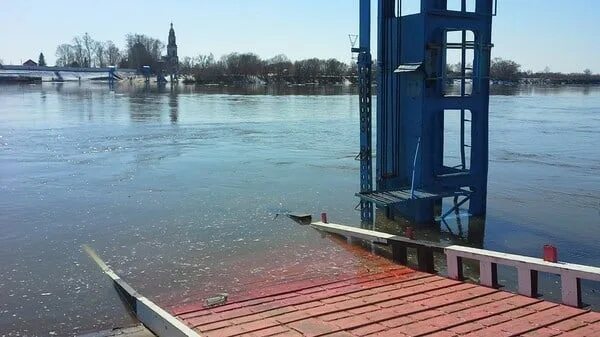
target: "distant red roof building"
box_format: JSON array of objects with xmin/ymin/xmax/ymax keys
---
[{"xmin": 23, "ymin": 59, "xmax": 38, "ymax": 66}]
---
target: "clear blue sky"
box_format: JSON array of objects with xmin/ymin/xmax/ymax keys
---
[{"xmin": 0, "ymin": 0, "xmax": 598, "ymax": 73}]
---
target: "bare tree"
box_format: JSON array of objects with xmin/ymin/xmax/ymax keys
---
[
  {"xmin": 179, "ymin": 56, "xmax": 195, "ymax": 73},
  {"xmin": 324, "ymin": 58, "xmax": 348, "ymax": 76},
  {"xmin": 105, "ymin": 41, "xmax": 122, "ymax": 66},
  {"xmin": 56, "ymin": 44, "xmax": 76, "ymax": 66},
  {"xmin": 71, "ymin": 37, "xmax": 85, "ymax": 67},
  {"xmin": 221, "ymin": 52, "xmax": 263, "ymax": 76},
  {"xmin": 191, "ymin": 53, "xmax": 225, "ymax": 83},
  {"xmin": 196, "ymin": 53, "xmax": 215, "ymax": 68},
  {"xmin": 294, "ymin": 58, "xmax": 322, "ymax": 81},
  {"xmin": 490, "ymin": 57, "xmax": 521, "ymax": 82},
  {"xmin": 123, "ymin": 34, "xmax": 165, "ymax": 70},
  {"xmin": 82, "ymin": 33, "xmax": 94, "ymax": 67},
  {"xmin": 94, "ymin": 41, "xmax": 105, "ymax": 67},
  {"xmin": 266, "ymin": 54, "xmax": 292, "ymax": 77}
]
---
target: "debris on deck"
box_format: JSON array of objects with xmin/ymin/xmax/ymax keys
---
[{"xmin": 204, "ymin": 293, "xmax": 229, "ymax": 308}]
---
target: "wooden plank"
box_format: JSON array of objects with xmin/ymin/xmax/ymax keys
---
[{"xmin": 357, "ymin": 188, "xmax": 447, "ymax": 205}]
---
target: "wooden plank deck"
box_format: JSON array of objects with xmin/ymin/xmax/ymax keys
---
[
  {"xmin": 169, "ymin": 266, "xmax": 600, "ymax": 337},
  {"xmin": 356, "ymin": 187, "xmax": 470, "ymax": 208}
]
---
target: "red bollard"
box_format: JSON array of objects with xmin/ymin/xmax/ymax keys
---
[
  {"xmin": 320, "ymin": 212, "xmax": 328, "ymax": 223},
  {"xmin": 405, "ymin": 227, "xmax": 415, "ymax": 240},
  {"xmin": 543, "ymin": 245, "xmax": 558, "ymax": 263}
]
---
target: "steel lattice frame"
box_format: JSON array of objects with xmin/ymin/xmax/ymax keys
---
[{"xmin": 358, "ymin": 0, "xmax": 374, "ymax": 224}]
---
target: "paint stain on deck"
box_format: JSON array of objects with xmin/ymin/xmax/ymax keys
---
[{"xmin": 168, "ymin": 264, "xmax": 600, "ymax": 337}]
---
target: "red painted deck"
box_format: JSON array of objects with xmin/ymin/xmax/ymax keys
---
[{"xmin": 169, "ymin": 266, "xmax": 600, "ymax": 337}]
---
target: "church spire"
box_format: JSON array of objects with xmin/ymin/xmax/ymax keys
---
[
  {"xmin": 168, "ymin": 22, "xmax": 176, "ymax": 47},
  {"xmin": 166, "ymin": 22, "xmax": 179, "ymax": 79}
]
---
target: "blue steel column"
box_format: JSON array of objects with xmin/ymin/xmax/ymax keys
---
[
  {"xmin": 376, "ymin": 0, "xmax": 385, "ymax": 194},
  {"xmin": 358, "ymin": 0, "xmax": 373, "ymax": 223},
  {"xmin": 108, "ymin": 67, "xmax": 115, "ymax": 87},
  {"xmin": 469, "ymin": 0, "xmax": 494, "ymax": 216}
]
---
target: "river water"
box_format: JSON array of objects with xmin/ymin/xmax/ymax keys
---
[{"xmin": 0, "ymin": 83, "xmax": 599, "ymax": 336}]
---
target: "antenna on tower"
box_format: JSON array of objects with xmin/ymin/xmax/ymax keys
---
[{"xmin": 348, "ymin": 34, "xmax": 359, "ymax": 63}]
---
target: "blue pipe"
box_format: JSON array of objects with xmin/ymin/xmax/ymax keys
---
[{"xmin": 411, "ymin": 137, "xmax": 421, "ymax": 199}]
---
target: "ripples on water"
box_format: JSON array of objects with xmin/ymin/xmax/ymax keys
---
[{"xmin": 0, "ymin": 83, "xmax": 598, "ymax": 335}]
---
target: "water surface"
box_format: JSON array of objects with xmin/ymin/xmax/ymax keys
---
[{"xmin": 0, "ymin": 83, "xmax": 599, "ymax": 335}]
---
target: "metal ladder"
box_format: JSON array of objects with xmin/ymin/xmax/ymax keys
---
[
  {"xmin": 459, "ymin": 109, "xmax": 471, "ymax": 170},
  {"xmin": 448, "ymin": 27, "xmax": 475, "ymax": 171}
]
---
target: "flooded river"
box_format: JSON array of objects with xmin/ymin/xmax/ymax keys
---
[{"xmin": 0, "ymin": 83, "xmax": 599, "ymax": 336}]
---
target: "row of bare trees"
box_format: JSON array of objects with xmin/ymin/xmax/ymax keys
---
[
  {"xmin": 179, "ymin": 53, "xmax": 357, "ymax": 84},
  {"xmin": 490, "ymin": 58, "xmax": 599, "ymax": 84},
  {"xmin": 55, "ymin": 33, "xmax": 122, "ymax": 68},
  {"xmin": 52, "ymin": 33, "xmax": 357, "ymax": 82},
  {"xmin": 55, "ymin": 33, "xmax": 163, "ymax": 70},
  {"xmin": 446, "ymin": 58, "xmax": 598, "ymax": 84}
]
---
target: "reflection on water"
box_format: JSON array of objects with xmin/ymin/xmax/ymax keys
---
[
  {"xmin": 169, "ymin": 88, "xmax": 179, "ymax": 124},
  {"xmin": 372, "ymin": 209, "xmax": 486, "ymax": 249},
  {"xmin": 0, "ymin": 82, "xmax": 599, "ymax": 335}
]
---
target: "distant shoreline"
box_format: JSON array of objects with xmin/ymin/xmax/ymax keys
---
[{"xmin": 1, "ymin": 76, "xmax": 600, "ymax": 89}]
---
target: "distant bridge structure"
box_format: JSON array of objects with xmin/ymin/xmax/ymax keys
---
[{"xmin": 0, "ymin": 64, "xmax": 137, "ymax": 83}]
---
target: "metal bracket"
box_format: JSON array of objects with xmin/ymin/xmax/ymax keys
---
[{"xmin": 440, "ymin": 195, "xmax": 471, "ymax": 220}]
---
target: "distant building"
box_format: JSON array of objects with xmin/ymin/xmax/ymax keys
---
[
  {"xmin": 163, "ymin": 23, "xmax": 179, "ymax": 81},
  {"xmin": 23, "ymin": 59, "xmax": 38, "ymax": 67}
]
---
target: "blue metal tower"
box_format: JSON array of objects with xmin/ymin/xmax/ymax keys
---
[{"xmin": 356, "ymin": 0, "xmax": 495, "ymax": 224}]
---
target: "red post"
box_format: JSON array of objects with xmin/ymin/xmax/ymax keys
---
[
  {"xmin": 543, "ymin": 245, "xmax": 558, "ymax": 263},
  {"xmin": 320, "ymin": 212, "xmax": 328, "ymax": 223},
  {"xmin": 405, "ymin": 227, "xmax": 415, "ymax": 240}
]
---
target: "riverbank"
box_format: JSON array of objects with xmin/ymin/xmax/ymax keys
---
[{"xmin": 2, "ymin": 69, "xmax": 600, "ymax": 88}]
